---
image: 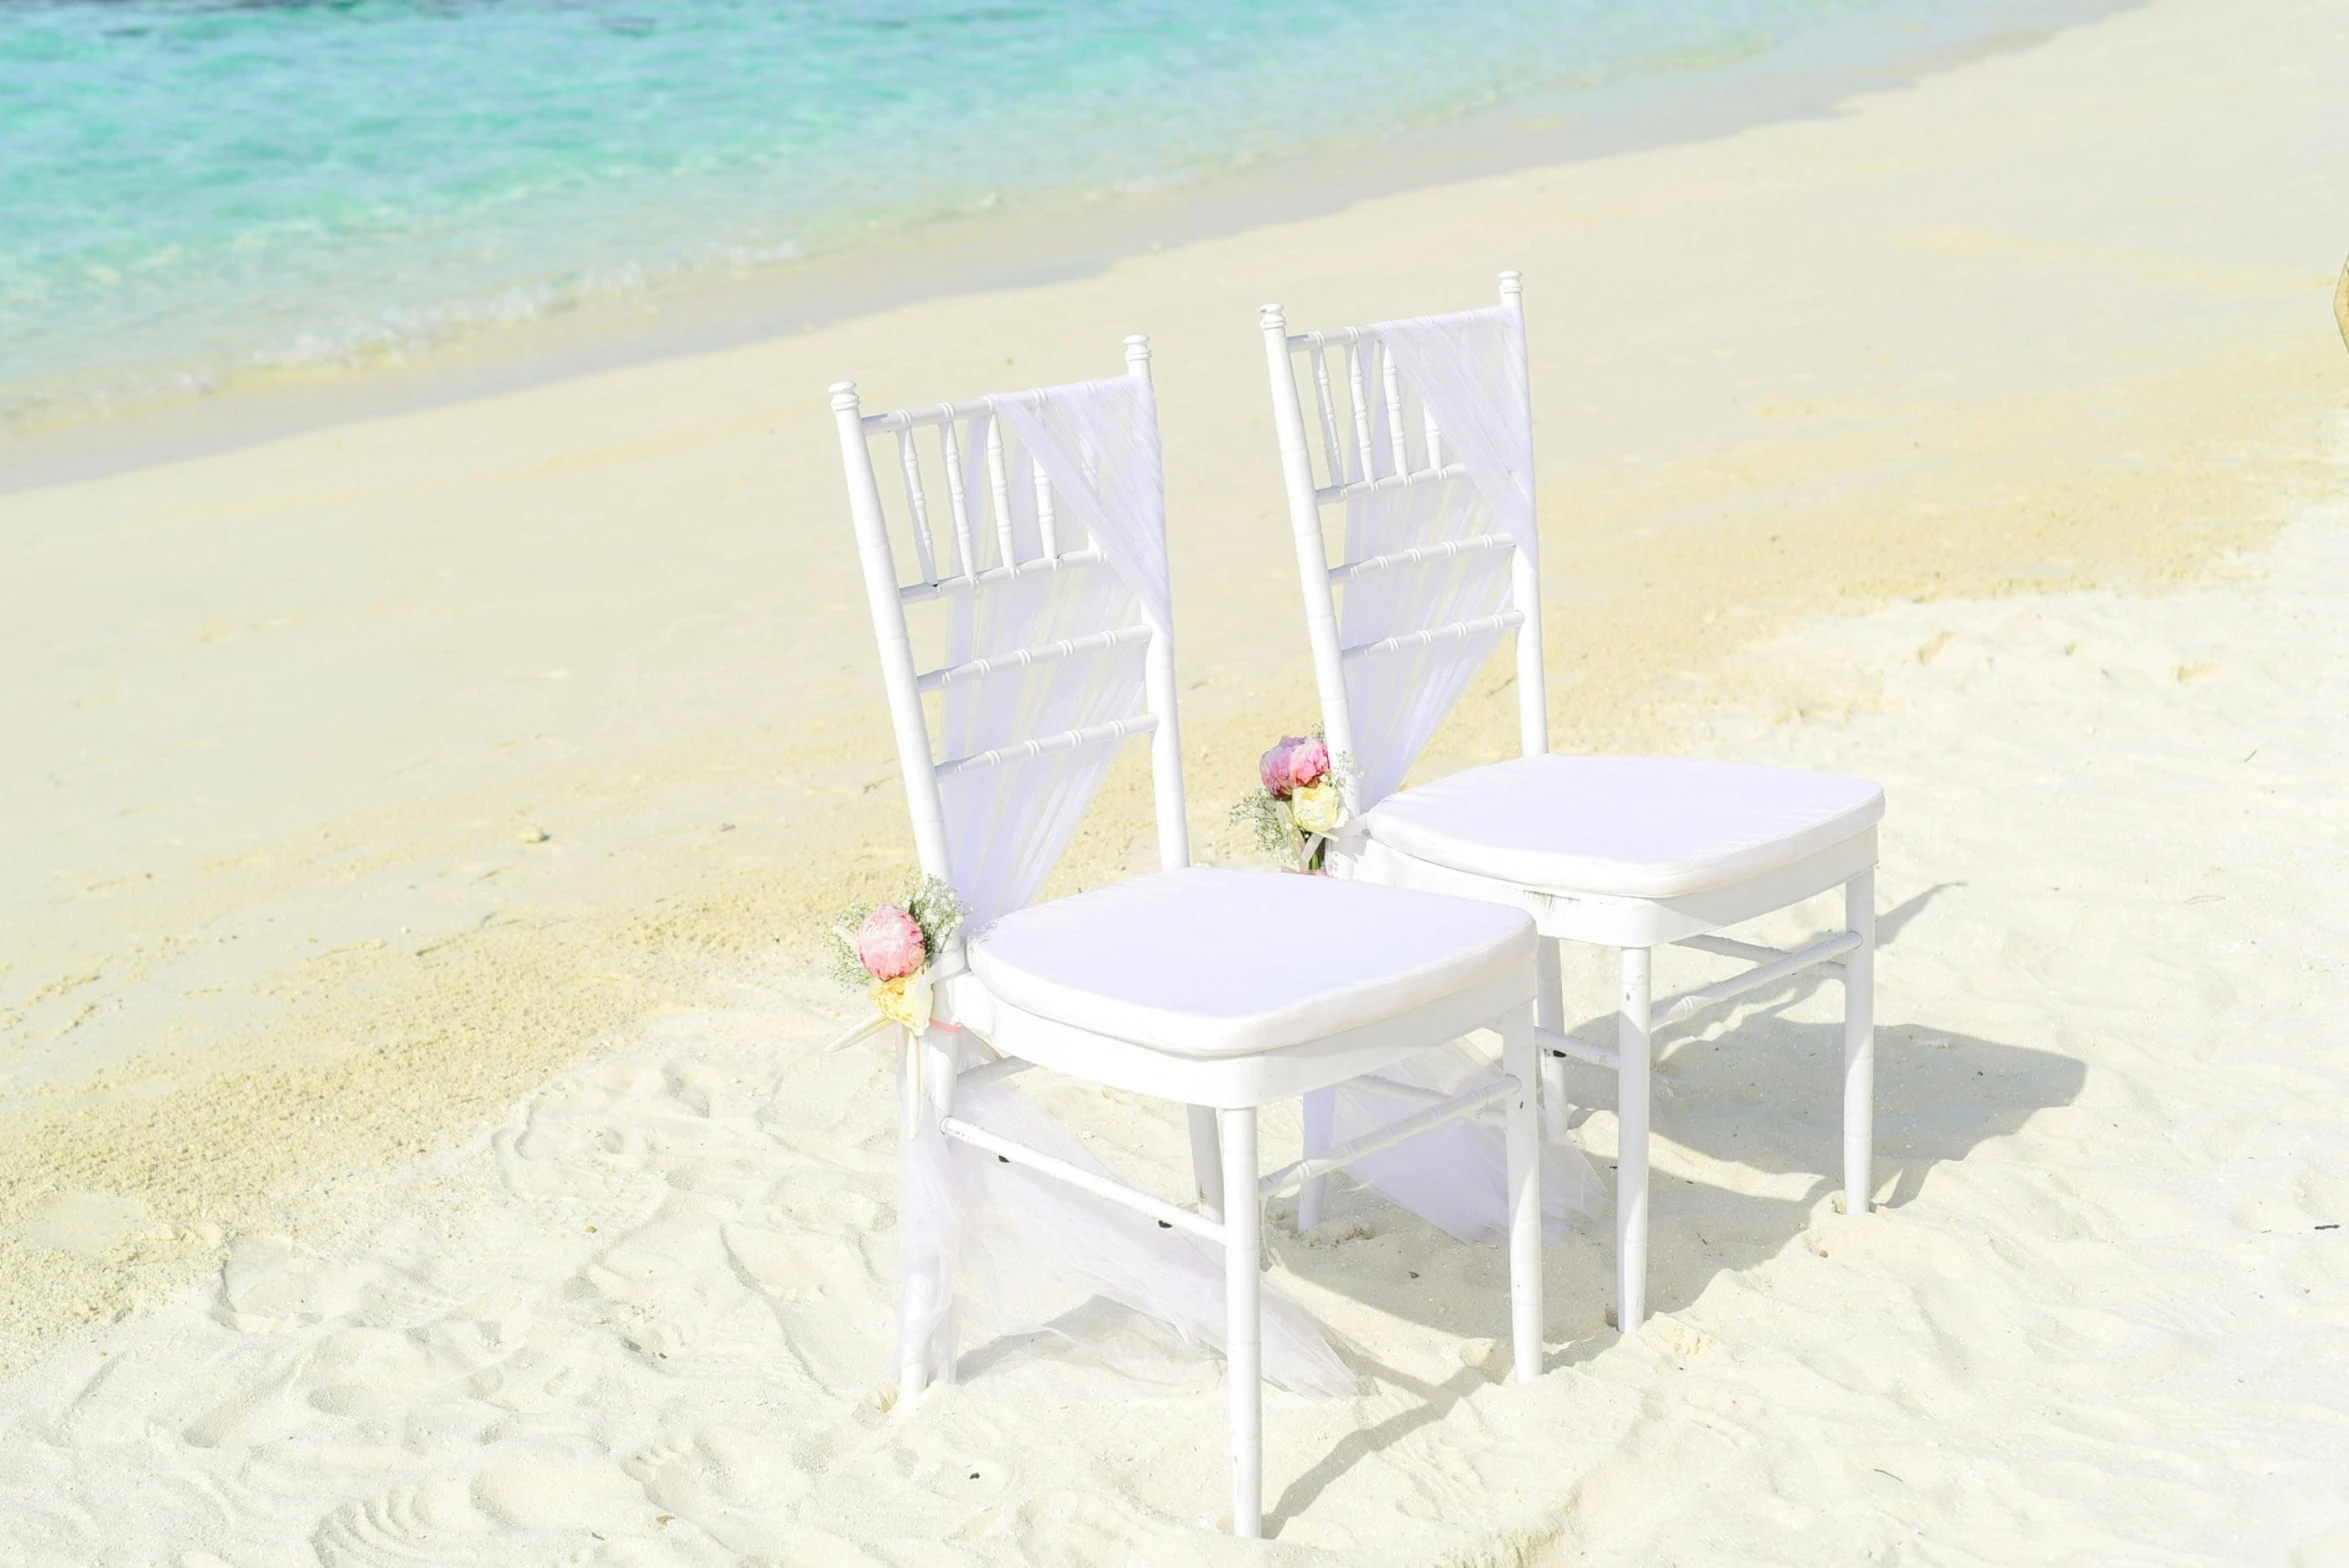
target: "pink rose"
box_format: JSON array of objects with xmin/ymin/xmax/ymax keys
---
[
  {"xmin": 855, "ymin": 904, "xmax": 927, "ymax": 981},
  {"xmin": 1286, "ymin": 736, "xmax": 1330, "ymax": 790},
  {"xmin": 1258, "ymin": 735, "xmax": 1310, "ymax": 799}
]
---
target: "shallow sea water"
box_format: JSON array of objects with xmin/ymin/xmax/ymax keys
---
[{"xmin": 2, "ymin": 0, "xmax": 2022, "ymax": 432}]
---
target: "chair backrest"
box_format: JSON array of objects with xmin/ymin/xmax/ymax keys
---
[
  {"xmin": 831, "ymin": 338, "xmax": 1188, "ymax": 951},
  {"xmin": 1259, "ymin": 274, "xmax": 1547, "ymax": 811}
]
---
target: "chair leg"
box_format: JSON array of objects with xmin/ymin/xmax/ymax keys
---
[
  {"xmin": 1187, "ymin": 1105, "xmax": 1226, "ymax": 1223},
  {"xmin": 1843, "ymin": 867, "xmax": 1876, "ymax": 1216},
  {"xmin": 1220, "ymin": 1107, "xmax": 1263, "ymax": 1538},
  {"xmin": 897, "ymin": 1030, "xmax": 959, "ymax": 1400},
  {"xmin": 1534, "ymin": 937, "xmax": 1570, "ymax": 1139},
  {"xmin": 1616, "ymin": 947, "xmax": 1652, "ymax": 1333},
  {"xmin": 897, "ymin": 1042, "xmax": 930, "ymax": 1401},
  {"xmin": 1295, "ymin": 1089, "xmax": 1334, "ymax": 1232},
  {"xmin": 1501, "ymin": 1004, "xmax": 1543, "ymax": 1382}
]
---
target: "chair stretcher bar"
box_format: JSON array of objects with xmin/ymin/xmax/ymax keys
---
[
  {"xmin": 1675, "ymin": 933, "xmax": 1784, "ymax": 965},
  {"xmin": 939, "ymin": 1070, "xmax": 1521, "ymax": 1243},
  {"xmin": 1345, "ymin": 1074, "xmax": 1509, "ymax": 1127},
  {"xmin": 939, "ymin": 1116, "xmax": 1226, "ymax": 1243},
  {"xmin": 1537, "ymin": 1026, "xmax": 1620, "ymax": 1070},
  {"xmin": 1258, "ymin": 1076, "xmax": 1519, "ymax": 1200},
  {"xmin": 1655, "ymin": 931, "xmax": 1860, "ymax": 1027},
  {"xmin": 1539, "ymin": 930, "xmax": 1862, "ymax": 1069}
]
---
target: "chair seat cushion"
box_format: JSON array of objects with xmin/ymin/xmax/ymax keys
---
[
  {"xmin": 967, "ymin": 867, "xmax": 1534, "ymax": 1058},
  {"xmin": 1364, "ymin": 754, "xmax": 1883, "ymax": 900}
]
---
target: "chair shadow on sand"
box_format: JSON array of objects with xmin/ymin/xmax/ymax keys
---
[
  {"xmin": 942, "ymin": 882, "xmax": 2084, "ymax": 1531},
  {"xmin": 1256, "ymin": 881, "xmax": 2084, "ymax": 1521}
]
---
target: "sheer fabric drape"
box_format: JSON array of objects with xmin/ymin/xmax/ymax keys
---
[
  {"xmin": 1336, "ymin": 305, "xmax": 1538, "ymax": 808},
  {"xmin": 1324, "ymin": 307, "xmax": 1597, "ymax": 1241},
  {"xmin": 1331, "ymin": 1041, "xmax": 1599, "ymax": 1244},
  {"xmin": 933, "ymin": 375, "xmax": 1167, "ymax": 932},
  {"xmin": 898, "ymin": 373, "xmax": 1350, "ymax": 1395},
  {"xmin": 908, "ymin": 1046, "xmax": 1351, "ymax": 1396}
]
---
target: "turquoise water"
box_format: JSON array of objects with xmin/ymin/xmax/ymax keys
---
[{"xmin": 3, "ymin": 0, "xmax": 1965, "ymax": 434}]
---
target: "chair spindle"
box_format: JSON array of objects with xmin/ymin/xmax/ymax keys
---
[
  {"xmin": 984, "ymin": 414, "xmax": 1016, "ymax": 572},
  {"xmin": 1346, "ymin": 341, "xmax": 1374, "ymax": 481},
  {"xmin": 1380, "ymin": 346, "xmax": 1409, "ymax": 474},
  {"xmin": 938, "ymin": 410, "xmax": 978, "ymax": 576},
  {"xmin": 1035, "ymin": 460, "xmax": 1059, "ymax": 561},
  {"xmin": 895, "ymin": 428, "xmax": 940, "ymax": 583}
]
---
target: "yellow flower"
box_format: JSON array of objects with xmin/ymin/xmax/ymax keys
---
[
  {"xmin": 873, "ymin": 967, "xmax": 934, "ymax": 1032},
  {"xmin": 1291, "ymin": 780, "xmax": 1343, "ymax": 835}
]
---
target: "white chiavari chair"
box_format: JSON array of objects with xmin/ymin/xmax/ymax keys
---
[
  {"xmin": 1260, "ymin": 275, "xmax": 1884, "ymax": 1333},
  {"xmin": 830, "ymin": 336, "xmax": 1545, "ymax": 1537}
]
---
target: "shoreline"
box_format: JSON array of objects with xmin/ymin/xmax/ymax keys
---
[
  {"xmin": 1, "ymin": 0, "xmax": 2344, "ymax": 1398},
  {"xmin": 0, "ymin": 0, "xmax": 2128, "ymax": 497}
]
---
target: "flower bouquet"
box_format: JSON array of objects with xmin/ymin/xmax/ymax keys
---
[
  {"xmin": 827, "ymin": 875, "xmax": 968, "ymax": 1043},
  {"xmin": 1230, "ymin": 733, "xmax": 1352, "ymax": 873}
]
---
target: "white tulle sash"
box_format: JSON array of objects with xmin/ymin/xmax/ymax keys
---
[{"xmin": 896, "ymin": 1044, "xmax": 1352, "ymax": 1398}]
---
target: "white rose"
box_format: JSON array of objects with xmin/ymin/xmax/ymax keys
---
[{"xmin": 1291, "ymin": 781, "xmax": 1343, "ymax": 835}]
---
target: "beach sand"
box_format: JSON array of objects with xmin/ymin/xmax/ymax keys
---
[{"xmin": 2, "ymin": 0, "xmax": 2346, "ymax": 1557}]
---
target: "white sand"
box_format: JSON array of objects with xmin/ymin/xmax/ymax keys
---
[
  {"xmin": 3, "ymin": 0, "xmax": 2348, "ymax": 1557},
  {"xmin": 6, "ymin": 475, "xmax": 2347, "ymax": 1566}
]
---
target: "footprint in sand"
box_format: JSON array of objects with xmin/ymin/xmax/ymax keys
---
[
  {"xmin": 317, "ymin": 1457, "xmax": 658, "ymax": 1566},
  {"xmin": 471, "ymin": 1452, "xmax": 650, "ymax": 1534},
  {"xmin": 309, "ymin": 1483, "xmax": 487, "ymax": 1568},
  {"xmin": 464, "ymin": 1340, "xmax": 594, "ymax": 1412},
  {"xmin": 625, "ymin": 1426, "xmax": 812, "ymax": 1555},
  {"xmin": 354, "ymin": 1248, "xmax": 492, "ymax": 1334},
  {"xmin": 300, "ymin": 1325, "xmax": 458, "ymax": 1421}
]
